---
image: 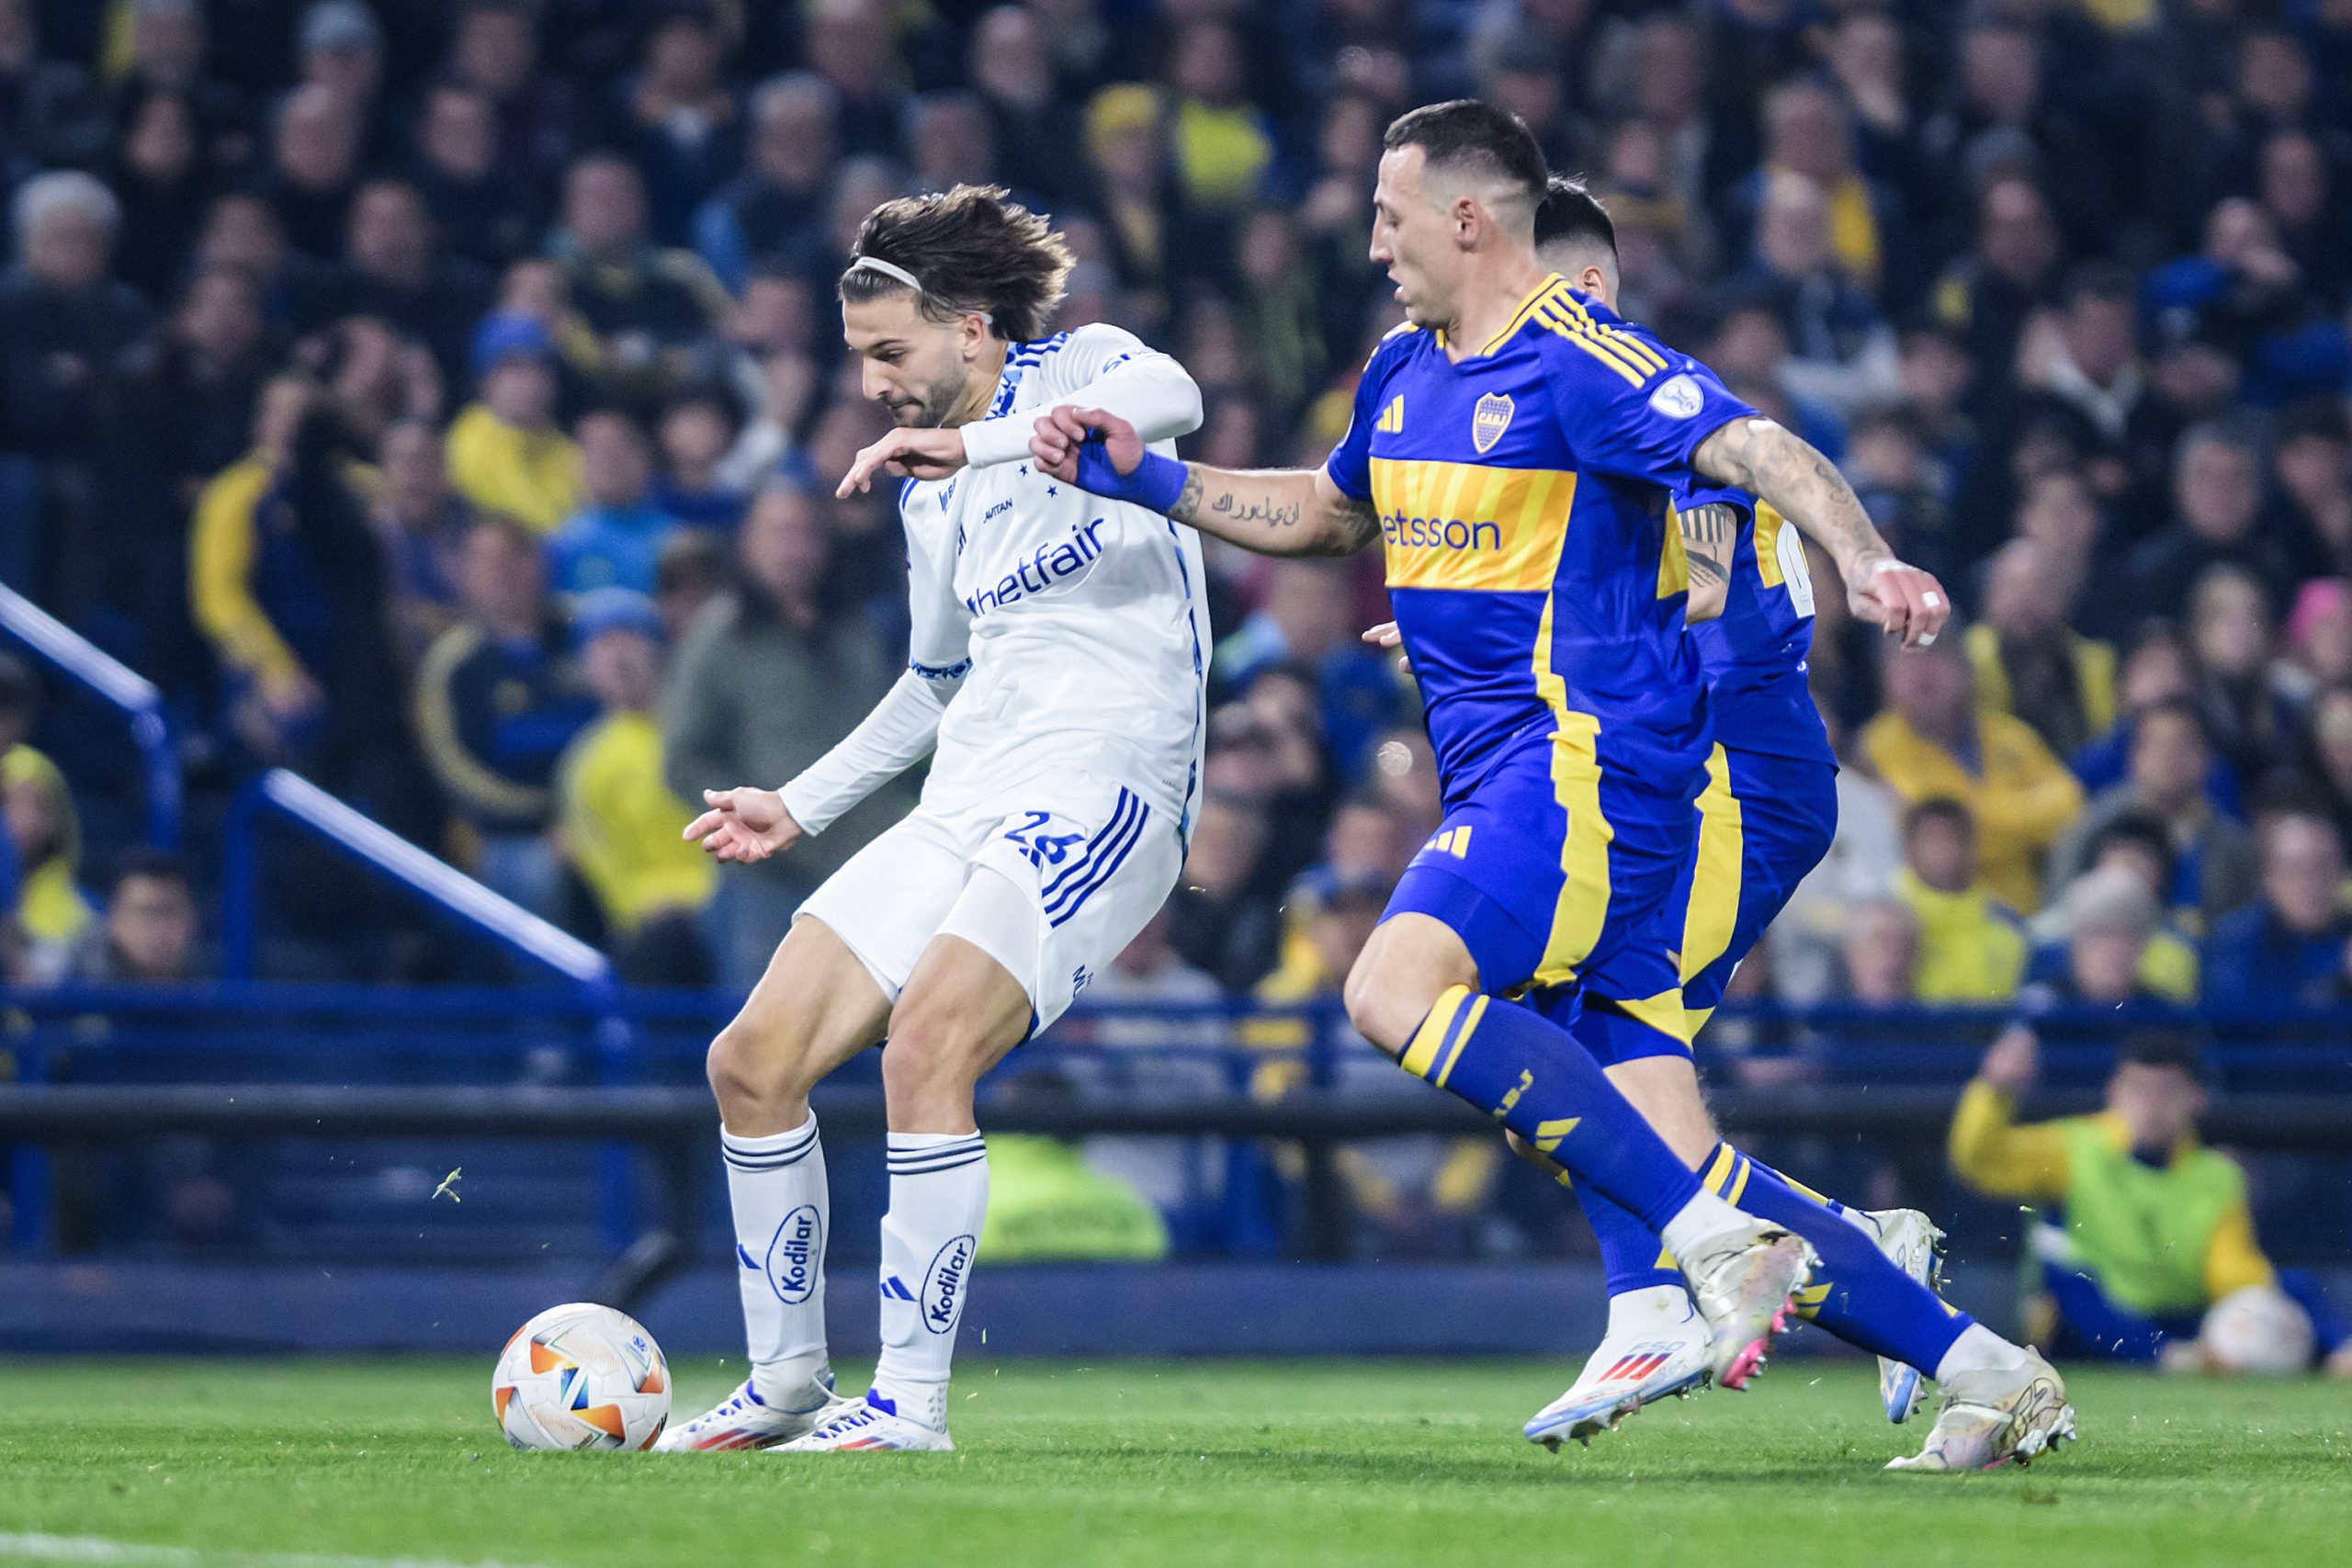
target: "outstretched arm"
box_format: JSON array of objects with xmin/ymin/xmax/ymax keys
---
[
  {"xmin": 1690, "ymin": 415, "xmax": 1946, "ymax": 647},
  {"xmin": 1030, "ymin": 406, "xmax": 1381, "ymax": 558}
]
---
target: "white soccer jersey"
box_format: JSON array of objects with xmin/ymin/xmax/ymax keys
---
[{"xmin": 783, "ymin": 322, "xmax": 1211, "ymax": 839}]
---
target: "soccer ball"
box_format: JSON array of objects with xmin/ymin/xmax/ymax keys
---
[
  {"xmin": 2199, "ymin": 1284, "xmax": 2314, "ymax": 1375},
  {"xmin": 492, "ymin": 1303, "xmax": 672, "ymax": 1450}
]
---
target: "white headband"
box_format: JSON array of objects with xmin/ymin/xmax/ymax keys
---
[
  {"xmin": 846, "ymin": 254, "xmax": 993, "ymax": 326},
  {"xmin": 847, "ymin": 254, "xmax": 924, "ymax": 291}
]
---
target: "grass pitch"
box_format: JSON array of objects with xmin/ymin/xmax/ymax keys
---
[{"xmin": 0, "ymin": 1358, "xmax": 2346, "ymax": 1567}]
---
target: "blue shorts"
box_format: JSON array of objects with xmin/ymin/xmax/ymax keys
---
[
  {"xmin": 1382, "ymin": 725, "xmax": 1704, "ymax": 1051},
  {"xmin": 1530, "ymin": 743, "xmax": 1837, "ymax": 1065}
]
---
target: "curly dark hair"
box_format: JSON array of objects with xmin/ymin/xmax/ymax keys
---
[{"xmin": 838, "ymin": 184, "xmax": 1073, "ymax": 344}]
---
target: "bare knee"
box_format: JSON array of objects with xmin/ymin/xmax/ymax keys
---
[
  {"xmin": 1342, "ymin": 955, "xmax": 1431, "ymax": 1057},
  {"xmin": 707, "ymin": 1020, "xmax": 819, "ymax": 1134},
  {"xmin": 879, "ymin": 1000, "xmax": 987, "ymax": 1133}
]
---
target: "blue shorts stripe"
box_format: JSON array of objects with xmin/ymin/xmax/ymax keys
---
[
  {"xmin": 1046, "ymin": 800, "xmax": 1149, "ymax": 925},
  {"xmin": 1038, "ymin": 788, "xmax": 1137, "ymax": 904}
]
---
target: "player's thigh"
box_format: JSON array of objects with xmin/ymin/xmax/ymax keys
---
[
  {"xmin": 1568, "ymin": 758, "xmax": 1706, "ymax": 1047},
  {"xmin": 707, "ymin": 913, "xmax": 892, "ymax": 1112},
  {"xmin": 948, "ymin": 777, "xmax": 1183, "ymax": 1032},
  {"xmin": 1343, "ymin": 912, "xmax": 1483, "ymax": 1056},
  {"xmin": 883, "ymin": 918, "xmax": 1039, "ymax": 1106},
  {"xmin": 1681, "ymin": 751, "xmax": 1839, "ymax": 1021}
]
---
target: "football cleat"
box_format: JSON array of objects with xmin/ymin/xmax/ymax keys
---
[
  {"xmin": 652, "ymin": 1373, "xmax": 843, "ymax": 1453},
  {"xmin": 1678, "ymin": 1218, "xmax": 1814, "ymax": 1392},
  {"xmin": 772, "ymin": 1390, "xmax": 953, "ymax": 1453},
  {"xmin": 1884, "ymin": 1350, "xmax": 2076, "ymax": 1472},
  {"xmin": 1524, "ymin": 1300, "xmax": 1711, "ymax": 1450},
  {"xmin": 1864, "ymin": 1207, "xmax": 1947, "ymax": 1424}
]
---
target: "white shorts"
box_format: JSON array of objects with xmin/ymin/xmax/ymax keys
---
[{"xmin": 797, "ymin": 773, "xmax": 1184, "ymax": 1033}]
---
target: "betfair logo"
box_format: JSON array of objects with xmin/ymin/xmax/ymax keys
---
[{"xmin": 1375, "ymin": 394, "xmax": 1404, "ymax": 434}]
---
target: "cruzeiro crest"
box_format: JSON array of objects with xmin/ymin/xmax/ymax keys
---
[{"xmin": 1472, "ymin": 391, "xmax": 1514, "ymax": 454}]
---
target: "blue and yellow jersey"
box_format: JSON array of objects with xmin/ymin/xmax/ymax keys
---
[
  {"xmin": 1326, "ymin": 276, "xmax": 1757, "ymax": 802},
  {"xmin": 1681, "ymin": 488, "xmax": 1837, "ymax": 767}
]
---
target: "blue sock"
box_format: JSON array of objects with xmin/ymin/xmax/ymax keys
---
[
  {"xmin": 1706, "ymin": 1143, "xmax": 1972, "ymax": 1371},
  {"xmin": 1575, "ymin": 1185, "xmax": 1684, "ymax": 1297},
  {"xmin": 1400, "ymin": 987, "xmax": 1702, "ymax": 1233}
]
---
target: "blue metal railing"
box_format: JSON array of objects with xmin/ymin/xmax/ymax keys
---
[
  {"xmin": 220, "ymin": 769, "xmax": 609, "ymax": 985},
  {"xmin": 0, "ymin": 581, "xmax": 179, "ymax": 849}
]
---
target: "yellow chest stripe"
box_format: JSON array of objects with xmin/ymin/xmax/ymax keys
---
[{"xmin": 1369, "ymin": 457, "xmax": 1574, "ymax": 592}]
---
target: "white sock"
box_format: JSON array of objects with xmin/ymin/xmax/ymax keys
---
[
  {"xmin": 1658, "ymin": 1187, "xmax": 1753, "ymax": 1260},
  {"xmin": 721, "ymin": 1114, "xmax": 831, "ymax": 1408},
  {"xmin": 1603, "ymin": 1282, "xmax": 1700, "ymax": 1340},
  {"xmin": 1935, "ymin": 1321, "xmax": 2033, "ymax": 1384},
  {"xmin": 871, "ymin": 1132, "xmax": 989, "ymax": 1432}
]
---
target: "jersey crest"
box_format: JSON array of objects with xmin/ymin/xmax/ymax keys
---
[{"xmin": 1472, "ymin": 391, "xmax": 1514, "ymax": 454}]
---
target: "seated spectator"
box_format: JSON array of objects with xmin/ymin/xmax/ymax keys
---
[
  {"xmin": 662, "ymin": 484, "xmax": 910, "ymax": 987},
  {"xmin": 0, "ymin": 657, "xmax": 92, "ymax": 979},
  {"xmin": 409, "ymin": 78, "xmax": 539, "ymax": 270},
  {"xmin": 1165, "ymin": 791, "xmax": 1281, "ymax": 992},
  {"xmin": 693, "ymin": 73, "xmax": 836, "ymax": 294},
  {"xmin": 109, "ymin": 85, "xmax": 215, "ymax": 304},
  {"xmin": 547, "ymin": 410, "xmax": 677, "ymax": 596},
  {"xmin": 1862, "ymin": 631, "xmax": 2084, "ymax": 912},
  {"xmin": 2046, "ymin": 697, "xmax": 2256, "ymax": 931},
  {"xmin": 258, "ymin": 82, "xmax": 362, "ymax": 262},
  {"xmin": 1967, "ymin": 538, "xmax": 2115, "ymax": 761},
  {"xmin": 548, "ymin": 152, "xmax": 731, "ymax": 410},
  {"xmin": 1770, "ymin": 713, "xmax": 1903, "ymax": 1001},
  {"xmin": 304, "ymin": 177, "xmax": 494, "ymax": 389},
  {"xmin": 2189, "ymin": 563, "xmax": 2304, "ymax": 784},
  {"xmin": 368, "ymin": 418, "xmax": 469, "ymax": 670},
  {"xmin": 607, "ymin": 4, "xmax": 741, "ymax": 248},
  {"xmin": 61, "ymin": 851, "xmax": 200, "ymax": 984},
  {"xmin": 2027, "ymin": 864, "xmax": 2196, "ymax": 1005},
  {"xmin": 1718, "ymin": 171, "xmax": 1899, "ymax": 418},
  {"xmin": 445, "ymin": 312, "xmax": 580, "ymax": 532},
  {"xmin": 1839, "ymin": 897, "xmax": 1921, "ymax": 1004},
  {"xmin": 648, "ymin": 386, "xmax": 746, "ymax": 532},
  {"xmin": 2123, "ymin": 423, "xmax": 2295, "ymax": 618},
  {"xmin": 1214, "ymin": 560, "xmax": 1397, "ymax": 782},
  {"xmin": 189, "ymin": 377, "xmax": 400, "ymax": 766},
  {"xmin": 2292, "ymin": 681, "xmax": 2352, "ymax": 850},
  {"xmin": 1891, "ymin": 797, "xmax": 2027, "ymax": 1003},
  {"xmin": 652, "ymin": 527, "xmax": 729, "ymax": 644},
  {"xmin": 555, "ymin": 589, "xmax": 714, "ymax": 985},
  {"xmin": 413, "ymin": 517, "xmax": 596, "ymax": 919},
  {"xmin": 2203, "ymin": 811, "xmax": 2351, "ymax": 1010},
  {"xmin": 2072, "ymin": 621, "xmax": 2245, "ymax": 813},
  {"xmin": 1951, "ymin": 1027, "xmax": 2349, "ymax": 1371}
]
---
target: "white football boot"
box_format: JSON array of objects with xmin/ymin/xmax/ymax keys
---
[
  {"xmin": 772, "ymin": 1390, "xmax": 954, "ymax": 1453},
  {"xmin": 1885, "ymin": 1349, "xmax": 2076, "ymax": 1472},
  {"xmin": 1524, "ymin": 1285, "xmax": 1712, "ymax": 1450},
  {"xmin": 653, "ymin": 1372, "xmax": 844, "ymax": 1453},
  {"xmin": 1678, "ymin": 1218, "xmax": 1815, "ymax": 1391},
  {"xmin": 1863, "ymin": 1208, "xmax": 1947, "ymax": 1424}
]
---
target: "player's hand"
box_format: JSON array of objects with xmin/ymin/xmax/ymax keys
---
[
  {"xmin": 684, "ymin": 786, "xmax": 803, "ymax": 863},
  {"xmin": 1362, "ymin": 620, "xmax": 1410, "ymax": 671},
  {"xmin": 1846, "ymin": 553, "xmax": 1950, "ymax": 649},
  {"xmin": 1028, "ymin": 406, "xmax": 1143, "ymax": 484},
  {"xmin": 1979, "ymin": 1023, "xmax": 2040, "ymax": 1093},
  {"xmin": 836, "ymin": 427, "xmax": 968, "ymax": 497}
]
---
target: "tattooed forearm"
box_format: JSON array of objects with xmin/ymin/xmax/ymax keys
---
[
  {"xmin": 1169, "ymin": 464, "xmax": 1204, "ymax": 525},
  {"xmin": 1692, "ymin": 418, "xmax": 1889, "ymax": 574},
  {"xmin": 1330, "ymin": 494, "xmax": 1381, "ymax": 553},
  {"xmin": 1208, "ymin": 490, "xmax": 1303, "ymax": 529},
  {"xmin": 1679, "ymin": 499, "xmax": 1736, "ymax": 621}
]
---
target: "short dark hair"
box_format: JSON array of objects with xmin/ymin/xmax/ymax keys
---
[
  {"xmin": 839, "ymin": 184, "xmax": 1072, "ymax": 344},
  {"xmin": 2115, "ymin": 1029, "xmax": 2207, "ymax": 1082},
  {"xmin": 2064, "ymin": 260, "xmax": 2135, "ymax": 309},
  {"xmin": 1903, "ymin": 795, "xmax": 1975, "ymax": 840},
  {"xmin": 2133, "ymin": 694, "xmax": 2209, "ymax": 747},
  {"xmin": 1534, "ymin": 175, "xmax": 1615, "ymax": 259},
  {"xmin": 108, "ymin": 848, "xmax": 190, "ymax": 897},
  {"xmin": 2090, "ymin": 810, "xmax": 2177, "ymax": 886},
  {"xmin": 1382, "ymin": 100, "xmax": 1547, "ymax": 210}
]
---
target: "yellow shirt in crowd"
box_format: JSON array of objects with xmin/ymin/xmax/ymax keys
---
[
  {"xmin": 1861, "ymin": 710, "xmax": 2084, "ymax": 913},
  {"xmin": 557, "ymin": 711, "xmax": 715, "ymax": 934},
  {"xmin": 444, "ymin": 404, "xmax": 582, "ymax": 535}
]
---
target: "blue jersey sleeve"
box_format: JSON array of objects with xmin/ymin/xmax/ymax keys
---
[
  {"xmin": 1540, "ymin": 310, "xmax": 1757, "ymax": 488},
  {"xmin": 1323, "ymin": 329, "xmax": 1410, "ymax": 502}
]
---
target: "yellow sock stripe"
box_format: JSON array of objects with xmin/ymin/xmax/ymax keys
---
[
  {"xmin": 1778, "ymin": 1169, "xmax": 1833, "ymax": 1208},
  {"xmin": 1792, "ymin": 1281, "xmax": 1832, "ymax": 1323},
  {"xmin": 1398, "ymin": 986, "xmax": 1470, "ymax": 1080},
  {"xmin": 1531, "ymin": 1115, "xmax": 1580, "ymax": 1155},
  {"xmin": 1701, "ymin": 1144, "xmax": 1737, "ymax": 1194},
  {"xmin": 1724, "ymin": 1154, "xmax": 1753, "ymax": 1207},
  {"xmin": 1431, "ymin": 994, "xmax": 1487, "ymax": 1088}
]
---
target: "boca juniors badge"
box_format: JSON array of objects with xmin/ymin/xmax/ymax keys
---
[{"xmin": 1472, "ymin": 391, "xmax": 1514, "ymax": 453}]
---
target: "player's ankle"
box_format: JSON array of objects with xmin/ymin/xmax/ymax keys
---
[
  {"xmin": 1603, "ymin": 1283, "xmax": 1698, "ymax": 1339},
  {"xmin": 1658, "ymin": 1189, "xmax": 1752, "ymax": 1260},
  {"xmin": 750, "ymin": 1355, "xmax": 832, "ymax": 1410},
  {"xmin": 1934, "ymin": 1323, "xmax": 2031, "ymax": 1384}
]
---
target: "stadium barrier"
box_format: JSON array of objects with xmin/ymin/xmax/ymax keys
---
[{"xmin": 0, "ymin": 579, "xmax": 179, "ymax": 850}]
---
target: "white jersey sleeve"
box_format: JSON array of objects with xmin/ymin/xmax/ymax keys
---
[
  {"xmin": 959, "ymin": 323, "xmax": 1204, "ymax": 468},
  {"xmin": 779, "ymin": 487, "xmax": 970, "ymax": 835}
]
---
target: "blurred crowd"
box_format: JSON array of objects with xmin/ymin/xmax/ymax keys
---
[{"xmin": 5, "ymin": 0, "xmax": 2352, "ymax": 1033}]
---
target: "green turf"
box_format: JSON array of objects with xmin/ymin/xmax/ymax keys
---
[{"xmin": 0, "ymin": 1358, "xmax": 2346, "ymax": 1567}]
